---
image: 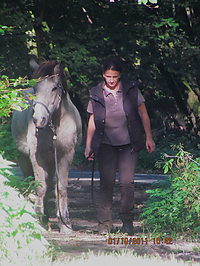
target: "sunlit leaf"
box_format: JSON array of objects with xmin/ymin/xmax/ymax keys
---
[{"xmin": 29, "ymin": 79, "xmax": 37, "ymax": 87}]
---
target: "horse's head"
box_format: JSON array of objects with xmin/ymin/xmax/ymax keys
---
[{"xmin": 31, "ymin": 60, "xmax": 67, "ymax": 128}]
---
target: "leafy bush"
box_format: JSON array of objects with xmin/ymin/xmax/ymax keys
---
[
  {"xmin": 0, "ymin": 119, "xmax": 18, "ymax": 161},
  {"xmin": 0, "ymin": 155, "xmax": 49, "ymax": 265},
  {"xmin": 137, "ymin": 134, "xmax": 199, "ymax": 173},
  {"xmin": 0, "ymin": 75, "xmax": 32, "ymax": 118},
  {"xmin": 0, "ymin": 73, "xmax": 38, "ymax": 162},
  {"xmin": 140, "ymin": 145, "xmax": 200, "ymax": 234},
  {"xmin": 0, "ymin": 152, "xmax": 39, "ymax": 198}
]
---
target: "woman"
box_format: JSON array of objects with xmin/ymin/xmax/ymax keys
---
[{"xmin": 84, "ymin": 58, "xmax": 155, "ymax": 235}]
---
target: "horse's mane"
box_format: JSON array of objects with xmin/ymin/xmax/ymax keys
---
[
  {"xmin": 33, "ymin": 60, "xmax": 57, "ymax": 79},
  {"xmin": 33, "ymin": 60, "xmax": 68, "ymax": 94}
]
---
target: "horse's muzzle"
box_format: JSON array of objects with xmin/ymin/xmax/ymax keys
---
[
  {"xmin": 33, "ymin": 116, "xmax": 47, "ymax": 128},
  {"xmin": 32, "ymin": 101, "xmax": 51, "ymax": 128}
]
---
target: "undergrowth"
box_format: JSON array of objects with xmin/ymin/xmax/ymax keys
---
[
  {"xmin": 0, "ymin": 119, "xmax": 18, "ymax": 162},
  {"xmin": 140, "ymin": 145, "xmax": 200, "ymax": 237},
  {"xmin": 0, "ymin": 155, "xmax": 51, "ymax": 265},
  {"xmin": 137, "ymin": 133, "xmax": 199, "ymax": 173}
]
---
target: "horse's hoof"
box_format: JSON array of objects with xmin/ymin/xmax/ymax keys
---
[{"xmin": 60, "ymin": 224, "xmax": 72, "ymax": 234}]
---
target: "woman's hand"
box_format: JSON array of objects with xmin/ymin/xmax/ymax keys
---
[
  {"xmin": 146, "ymin": 138, "xmax": 155, "ymax": 153},
  {"xmin": 84, "ymin": 146, "xmax": 94, "ymax": 160}
]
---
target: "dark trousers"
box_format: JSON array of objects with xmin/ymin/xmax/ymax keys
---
[{"xmin": 97, "ymin": 143, "xmax": 139, "ymax": 232}]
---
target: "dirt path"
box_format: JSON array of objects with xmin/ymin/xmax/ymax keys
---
[{"xmin": 42, "ymin": 179, "xmax": 200, "ymax": 263}]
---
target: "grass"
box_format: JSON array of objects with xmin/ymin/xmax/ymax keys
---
[{"xmin": 52, "ymin": 249, "xmax": 197, "ymax": 266}]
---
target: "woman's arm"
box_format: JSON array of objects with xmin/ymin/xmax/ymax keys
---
[
  {"xmin": 84, "ymin": 114, "xmax": 96, "ymax": 159},
  {"xmin": 138, "ymin": 103, "xmax": 155, "ymax": 153}
]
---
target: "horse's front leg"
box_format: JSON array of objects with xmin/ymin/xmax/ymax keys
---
[
  {"xmin": 27, "ymin": 124, "xmax": 47, "ymax": 218},
  {"xmin": 33, "ymin": 163, "xmax": 47, "ymax": 219},
  {"xmin": 29, "ymin": 150, "xmax": 47, "ymax": 220},
  {"xmin": 56, "ymin": 151, "xmax": 74, "ymax": 234}
]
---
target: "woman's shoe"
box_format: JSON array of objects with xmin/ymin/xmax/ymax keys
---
[{"xmin": 121, "ymin": 221, "xmax": 133, "ymax": 234}]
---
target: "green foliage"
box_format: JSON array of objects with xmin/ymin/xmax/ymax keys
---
[
  {"xmin": 0, "ymin": 74, "xmax": 37, "ymax": 163},
  {"xmin": 140, "ymin": 145, "xmax": 200, "ymax": 234},
  {"xmin": 137, "ymin": 133, "xmax": 196, "ymax": 173},
  {"xmin": 0, "ymin": 154, "xmax": 39, "ymax": 198},
  {"xmin": 0, "ymin": 25, "xmax": 13, "ymax": 35},
  {"xmin": 0, "ymin": 155, "xmax": 49, "ymax": 265},
  {"xmin": 138, "ymin": 0, "xmax": 157, "ymax": 4},
  {"xmin": 0, "ymin": 119, "xmax": 18, "ymax": 161},
  {"xmin": 0, "ymin": 74, "xmax": 37, "ymax": 118},
  {"xmin": 0, "ymin": 6, "xmax": 33, "ymax": 78},
  {"xmin": 4, "ymin": 174, "xmax": 39, "ymax": 199},
  {"xmin": 0, "ymin": 154, "xmax": 16, "ymax": 175}
]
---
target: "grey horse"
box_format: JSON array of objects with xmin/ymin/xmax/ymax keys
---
[{"xmin": 12, "ymin": 60, "xmax": 82, "ymax": 233}]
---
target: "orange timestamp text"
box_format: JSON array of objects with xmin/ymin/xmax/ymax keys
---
[{"xmin": 107, "ymin": 237, "xmax": 173, "ymax": 245}]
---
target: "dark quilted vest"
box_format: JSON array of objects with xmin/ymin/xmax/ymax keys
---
[{"xmin": 90, "ymin": 77, "xmax": 144, "ymax": 157}]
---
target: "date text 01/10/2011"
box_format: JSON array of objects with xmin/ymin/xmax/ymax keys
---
[{"xmin": 107, "ymin": 238, "xmax": 173, "ymax": 245}]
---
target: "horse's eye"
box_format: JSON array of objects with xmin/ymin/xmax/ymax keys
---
[{"xmin": 52, "ymin": 87, "xmax": 57, "ymax": 92}]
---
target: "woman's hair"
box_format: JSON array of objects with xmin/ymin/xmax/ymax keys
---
[{"xmin": 102, "ymin": 58, "xmax": 122, "ymax": 74}]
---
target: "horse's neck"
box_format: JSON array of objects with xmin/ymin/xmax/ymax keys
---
[{"xmin": 65, "ymin": 93, "xmax": 74, "ymax": 110}]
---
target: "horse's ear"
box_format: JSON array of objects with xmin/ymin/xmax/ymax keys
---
[
  {"xmin": 30, "ymin": 59, "xmax": 39, "ymax": 71},
  {"xmin": 59, "ymin": 61, "xmax": 65, "ymax": 72},
  {"xmin": 54, "ymin": 61, "xmax": 65, "ymax": 75},
  {"xmin": 54, "ymin": 61, "xmax": 67, "ymax": 94}
]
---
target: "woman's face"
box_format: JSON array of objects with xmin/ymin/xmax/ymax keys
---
[{"xmin": 103, "ymin": 69, "xmax": 121, "ymax": 90}]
